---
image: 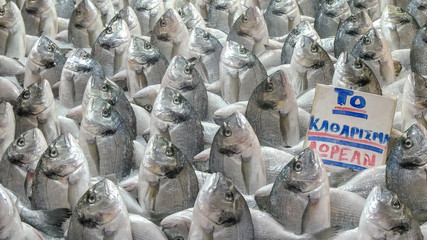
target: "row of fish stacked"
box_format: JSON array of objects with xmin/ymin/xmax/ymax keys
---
[{"xmin": 0, "ymin": 0, "xmax": 427, "ymax": 239}]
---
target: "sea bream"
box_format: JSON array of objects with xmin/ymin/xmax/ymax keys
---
[
  {"xmin": 178, "ymin": 2, "xmax": 205, "ymax": 31},
  {"xmin": 207, "ymin": 0, "xmax": 243, "ymax": 34},
  {"xmin": 138, "ymin": 135, "xmax": 199, "ymax": 224},
  {"xmin": 0, "ymin": 1, "xmax": 26, "ymax": 58},
  {"xmin": 118, "ymin": 6, "xmax": 142, "ymax": 37},
  {"xmin": 0, "ymin": 101, "xmax": 15, "ymax": 159},
  {"xmin": 132, "ymin": 0, "xmax": 165, "ymax": 36},
  {"xmin": 314, "ymin": 0, "xmax": 352, "ymax": 39},
  {"xmin": 21, "ymin": 0, "xmax": 58, "ymax": 38},
  {"xmin": 263, "ymin": 0, "xmax": 301, "ymax": 42},
  {"xmin": 348, "ymin": 0, "xmax": 381, "ymax": 21}
]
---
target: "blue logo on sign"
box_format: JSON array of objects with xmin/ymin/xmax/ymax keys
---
[{"xmin": 332, "ymin": 88, "xmax": 368, "ymax": 119}]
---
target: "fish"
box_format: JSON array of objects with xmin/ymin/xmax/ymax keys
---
[
  {"xmin": 407, "ymin": 0, "xmax": 427, "ymax": 26},
  {"xmin": 314, "ymin": 0, "xmax": 352, "ymax": 39},
  {"xmin": 228, "ymin": 6, "xmax": 269, "ymax": 56},
  {"xmin": 24, "ymin": 35, "xmax": 67, "ymax": 89},
  {"xmin": 0, "ymin": 128, "xmax": 47, "ymax": 205},
  {"xmin": 0, "ymin": 55, "xmax": 25, "ymax": 77},
  {"xmin": 150, "ymin": 8, "xmax": 189, "ymax": 62},
  {"xmin": 90, "ymin": 0, "xmax": 115, "ymax": 26},
  {"xmin": 160, "ymin": 55, "xmax": 208, "ymax": 121},
  {"xmin": 126, "ymin": 36, "xmax": 168, "ymax": 98},
  {"xmin": 187, "ymin": 27, "xmax": 223, "ymax": 93},
  {"xmin": 0, "ymin": 101, "xmax": 15, "ymax": 159},
  {"xmin": 0, "ymin": 183, "xmax": 29, "ymax": 240},
  {"xmin": 334, "ymin": 10, "xmax": 373, "ymax": 58},
  {"xmin": 161, "ymin": 207, "xmax": 193, "ymax": 240},
  {"xmin": 0, "ymin": 1, "xmax": 26, "ymax": 58},
  {"xmin": 55, "ymin": 0, "xmax": 75, "ymax": 19},
  {"xmin": 0, "ymin": 77, "xmax": 22, "ymax": 106},
  {"xmin": 332, "ymin": 52, "xmax": 382, "ymax": 95},
  {"xmin": 137, "ymin": 134, "xmax": 199, "ymax": 224},
  {"xmin": 21, "ymin": 0, "xmax": 58, "ymax": 38},
  {"xmin": 289, "ymin": 35, "xmax": 334, "ymax": 96},
  {"xmin": 207, "ymin": 0, "xmax": 243, "ymax": 34},
  {"xmin": 209, "ymin": 112, "xmax": 266, "ymax": 195},
  {"xmin": 59, "ymin": 48, "xmax": 104, "ymax": 109},
  {"xmin": 348, "ymin": 0, "xmax": 381, "ymax": 21},
  {"xmin": 386, "ymin": 123, "xmax": 427, "ymax": 223},
  {"xmin": 281, "ymin": 20, "xmax": 321, "ymax": 64},
  {"xmin": 79, "ymin": 97, "xmax": 135, "ymax": 179},
  {"xmin": 117, "ymin": 6, "xmax": 142, "ymax": 37},
  {"xmin": 178, "ymin": 2, "xmax": 205, "ymax": 31},
  {"xmin": 132, "ymin": 0, "xmax": 165, "ymax": 36},
  {"xmin": 34, "ymin": 133, "xmax": 91, "ymax": 210},
  {"xmin": 68, "ymin": 0, "xmax": 104, "ymax": 48},
  {"xmin": 337, "ymin": 165, "xmax": 386, "ymax": 198},
  {"xmin": 263, "ymin": 0, "xmax": 301, "ymax": 42},
  {"xmin": 246, "ymin": 70, "xmax": 300, "ymax": 148},
  {"xmin": 150, "ymin": 87, "xmax": 204, "ymax": 165},
  {"xmin": 14, "ymin": 80, "xmax": 61, "ymax": 144},
  {"xmin": 128, "ymin": 213, "xmax": 168, "ymax": 240},
  {"xmin": 329, "ymin": 188, "xmax": 365, "ymax": 230},
  {"xmin": 265, "ymin": 147, "xmax": 330, "ymax": 235},
  {"xmin": 410, "ymin": 23, "xmax": 427, "ymax": 75},
  {"xmin": 351, "ymin": 27, "xmax": 396, "ymax": 87},
  {"xmin": 188, "ymin": 172, "xmax": 254, "ymax": 239},
  {"xmin": 67, "ymin": 178, "xmax": 132, "ymax": 239},
  {"xmin": 402, "ymin": 73, "xmax": 427, "ymax": 132},
  {"xmin": 91, "ymin": 14, "xmax": 131, "ymax": 79},
  {"xmin": 220, "ymin": 40, "xmax": 268, "ymax": 103},
  {"xmin": 381, "ymin": 5, "xmax": 420, "ymax": 51},
  {"xmin": 133, "ymin": 84, "xmax": 160, "ymax": 113}
]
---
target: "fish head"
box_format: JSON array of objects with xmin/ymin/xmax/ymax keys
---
[
  {"xmin": 153, "ymin": 87, "xmax": 194, "ymax": 123},
  {"xmin": 351, "ymin": 28, "xmax": 387, "ymax": 60},
  {"xmin": 73, "ymin": 0, "xmax": 99, "ymax": 28},
  {"xmin": 166, "ymin": 56, "xmax": 199, "ymax": 91},
  {"xmin": 0, "ymin": 1, "xmax": 20, "ymax": 28},
  {"xmin": 197, "ymin": 172, "xmax": 245, "ymax": 226},
  {"xmin": 15, "ymin": 80, "xmax": 53, "ymax": 116},
  {"xmin": 39, "ymin": 133, "xmax": 85, "ymax": 180},
  {"xmin": 143, "ymin": 134, "xmax": 186, "ymax": 178},
  {"xmin": 351, "ymin": 0, "xmax": 378, "ymax": 9},
  {"xmin": 267, "ymin": 0, "xmax": 298, "ymax": 15},
  {"xmin": 251, "ymin": 70, "xmax": 291, "ymax": 110},
  {"xmin": 133, "ymin": 84, "xmax": 158, "ymax": 113},
  {"xmin": 85, "ymin": 76, "xmax": 123, "ymax": 105},
  {"xmin": 96, "ymin": 16, "xmax": 130, "ymax": 50},
  {"xmin": 74, "ymin": 179, "xmax": 122, "ymax": 228},
  {"xmin": 279, "ymin": 148, "xmax": 326, "ymax": 193},
  {"xmin": 364, "ymin": 186, "xmax": 413, "ymax": 234},
  {"xmin": 30, "ymin": 36, "xmax": 61, "ymax": 69},
  {"xmin": 24, "ymin": 0, "xmax": 51, "ymax": 14},
  {"xmin": 83, "ymin": 97, "xmax": 122, "ymax": 135},
  {"xmin": 221, "ymin": 40, "xmax": 255, "ymax": 69},
  {"xmin": 188, "ymin": 27, "xmax": 219, "ymax": 54},
  {"xmin": 382, "ymin": 5, "xmax": 417, "ymax": 26},
  {"xmin": 118, "ymin": 6, "xmax": 139, "ymax": 30},
  {"xmin": 321, "ymin": 0, "xmax": 349, "ymax": 17},
  {"xmin": 343, "ymin": 10, "xmax": 373, "ymax": 35},
  {"xmin": 233, "ymin": 6, "xmax": 265, "ymax": 37},
  {"xmin": 64, "ymin": 49, "xmax": 96, "ymax": 72},
  {"xmin": 153, "ymin": 8, "xmax": 183, "ymax": 42},
  {"xmin": 178, "ymin": 2, "xmax": 203, "ymax": 30},
  {"xmin": 134, "ymin": 0, "xmax": 162, "ymax": 11},
  {"xmin": 389, "ymin": 123, "xmax": 427, "ymax": 168},
  {"xmin": 127, "ymin": 36, "xmax": 163, "ymax": 66},
  {"xmin": 0, "ymin": 101, "xmax": 14, "ymax": 126},
  {"xmin": 293, "ymin": 35, "xmax": 327, "ymax": 69},
  {"xmin": 286, "ymin": 20, "xmax": 320, "ymax": 48},
  {"xmin": 6, "ymin": 128, "xmax": 47, "ymax": 172}
]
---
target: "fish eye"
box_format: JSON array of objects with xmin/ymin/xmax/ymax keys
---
[
  {"xmin": 17, "ymin": 138, "xmax": 25, "ymax": 147},
  {"xmin": 76, "ymin": 9, "xmax": 81, "ymax": 16},
  {"xmin": 22, "ymin": 90, "xmax": 30, "ymax": 100},
  {"xmin": 184, "ymin": 65, "xmax": 192, "ymax": 75},
  {"xmin": 203, "ymin": 33, "xmax": 210, "ymax": 41},
  {"xmin": 223, "ymin": 127, "xmax": 232, "ymax": 137},
  {"xmin": 239, "ymin": 46, "xmax": 246, "ymax": 54},
  {"xmin": 266, "ymin": 82, "xmax": 274, "ymax": 92},
  {"xmin": 47, "ymin": 44, "xmax": 54, "ymax": 52},
  {"xmin": 391, "ymin": 198, "xmax": 401, "ymax": 209},
  {"xmin": 50, "ymin": 147, "xmax": 58, "ymax": 158},
  {"xmin": 396, "ymin": 7, "xmax": 403, "ymax": 13},
  {"xmin": 225, "ymin": 191, "xmax": 234, "ymax": 202},
  {"xmin": 403, "ymin": 137, "xmax": 413, "ymax": 149},
  {"xmin": 143, "ymin": 105, "xmax": 152, "ymax": 112},
  {"xmin": 363, "ymin": 36, "xmax": 371, "ymax": 45},
  {"xmin": 102, "ymin": 107, "xmax": 111, "ymax": 117},
  {"xmin": 160, "ymin": 18, "xmax": 167, "ymax": 27},
  {"xmin": 242, "ymin": 13, "xmax": 248, "ymax": 23},
  {"xmin": 82, "ymin": 53, "xmax": 89, "ymax": 59},
  {"xmin": 178, "ymin": 9, "xmax": 185, "ymax": 18},
  {"xmin": 173, "ymin": 95, "xmax": 181, "ymax": 105},
  {"xmin": 354, "ymin": 59, "xmax": 363, "ymax": 69},
  {"xmin": 106, "ymin": 27, "xmax": 112, "ymax": 34},
  {"xmin": 144, "ymin": 42, "xmax": 151, "ymax": 49},
  {"xmin": 350, "ymin": 15, "xmax": 357, "ymax": 22},
  {"xmin": 165, "ymin": 146, "xmax": 174, "ymax": 156},
  {"xmin": 101, "ymin": 83, "xmax": 109, "ymax": 92},
  {"xmin": 293, "ymin": 160, "xmax": 303, "ymax": 172},
  {"xmin": 0, "ymin": 7, "xmax": 4, "ymax": 16},
  {"xmin": 293, "ymin": 29, "xmax": 300, "ymax": 35},
  {"xmin": 310, "ymin": 44, "xmax": 318, "ymax": 53},
  {"xmin": 87, "ymin": 193, "xmax": 96, "ymax": 204}
]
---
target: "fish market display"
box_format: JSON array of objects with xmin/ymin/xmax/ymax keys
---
[{"xmin": 0, "ymin": 1, "xmax": 427, "ymax": 239}]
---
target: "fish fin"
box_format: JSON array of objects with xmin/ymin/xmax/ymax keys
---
[{"xmin": 20, "ymin": 207, "xmax": 72, "ymax": 238}]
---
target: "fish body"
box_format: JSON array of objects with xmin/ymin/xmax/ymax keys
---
[
  {"xmin": 349, "ymin": 0, "xmax": 381, "ymax": 21},
  {"xmin": 314, "ymin": 0, "xmax": 352, "ymax": 39},
  {"xmin": 263, "ymin": 0, "xmax": 301, "ymax": 41},
  {"xmin": 0, "ymin": 184, "xmax": 26, "ymax": 240},
  {"xmin": 410, "ymin": 24, "xmax": 427, "ymax": 75},
  {"xmin": 207, "ymin": 0, "xmax": 243, "ymax": 33},
  {"xmin": 178, "ymin": 2, "xmax": 205, "ymax": 31},
  {"xmin": 118, "ymin": 6, "xmax": 142, "ymax": 37},
  {"xmin": 133, "ymin": 0, "xmax": 165, "ymax": 36},
  {"xmin": 21, "ymin": 0, "xmax": 58, "ymax": 38},
  {"xmin": 90, "ymin": 0, "xmax": 115, "ymax": 26},
  {"xmin": 0, "ymin": 101, "xmax": 15, "ymax": 160},
  {"xmin": 0, "ymin": 1, "xmax": 26, "ymax": 58}
]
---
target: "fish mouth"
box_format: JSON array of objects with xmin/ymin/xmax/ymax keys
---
[
  {"xmin": 360, "ymin": 52, "xmax": 376, "ymax": 60},
  {"xmin": 389, "ymin": 223, "xmax": 410, "ymax": 234},
  {"xmin": 156, "ymin": 33, "xmax": 171, "ymax": 41},
  {"xmin": 311, "ymin": 61, "xmax": 325, "ymax": 69},
  {"xmin": 258, "ymin": 100, "xmax": 277, "ymax": 110},
  {"xmin": 346, "ymin": 30, "xmax": 361, "ymax": 36},
  {"xmin": 45, "ymin": 61, "xmax": 56, "ymax": 69},
  {"xmin": 217, "ymin": 211, "xmax": 237, "ymax": 226},
  {"xmin": 77, "ymin": 213, "xmax": 103, "ymax": 229}
]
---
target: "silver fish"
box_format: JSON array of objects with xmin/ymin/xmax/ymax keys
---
[
  {"xmin": 160, "ymin": 55, "xmax": 208, "ymax": 121},
  {"xmin": 24, "ymin": 36, "xmax": 67, "ymax": 88},
  {"xmin": 209, "ymin": 112, "xmax": 266, "ymax": 195},
  {"xmin": 160, "ymin": 207, "xmax": 193, "ymax": 240},
  {"xmin": 332, "ymin": 52, "xmax": 382, "ymax": 95},
  {"xmin": 220, "ymin": 40, "xmax": 267, "ymax": 103},
  {"xmin": 295, "ymin": 0, "xmax": 319, "ymax": 18},
  {"xmin": 0, "ymin": 1, "xmax": 26, "ymax": 58},
  {"xmin": 138, "ymin": 134, "xmax": 199, "ymax": 224},
  {"xmin": 91, "ymin": 14, "xmax": 131, "ymax": 79},
  {"xmin": 150, "ymin": 87, "xmax": 204, "ymax": 165},
  {"xmin": 263, "ymin": 0, "xmax": 301, "ymax": 42},
  {"xmin": 117, "ymin": 6, "xmax": 142, "ymax": 37},
  {"xmin": 0, "ymin": 183, "xmax": 27, "ymax": 240},
  {"xmin": 0, "ymin": 78, "xmax": 22, "ymax": 106},
  {"xmin": 0, "ymin": 128, "xmax": 47, "ymax": 205},
  {"xmin": 132, "ymin": 0, "xmax": 165, "ymax": 36},
  {"xmin": 289, "ymin": 35, "xmax": 334, "ymax": 95},
  {"xmin": 67, "ymin": 179, "xmax": 132, "ymax": 240},
  {"xmin": 265, "ymin": 148, "xmax": 330, "ymax": 235},
  {"xmin": 401, "ymin": 73, "xmax": 427, "ymax": 132},
  {"xmin": 0, "ymin": 55, "xmax": 25, "ymax": 77},
  {"xmin": 348, "ymin": 0, "xmax": 381, "ymax": 21},
  {"xmin": 407, "ymin": 0, "xmax": 427, "ymax": 26},
  {"xmin": 351, "ymin": 27, "xmax": 396, "ymax": 87},
  {"xmin": 188, "ymin": 172, "xmax": 254, "ymax": 239},
  {"xmin": 133, "ymin": 84, "xmax": 160, "ymax": 113},
  {"xmin": 178, "ymin": 2, "xmax": 205, "ymax": 31},
  {"xmin": 246, "ymin": 70, "xmax": 300, "ymax": 147},
  {"xmin": 337, "ymin": 165, "xmax": 386, "ymax": 198},
  {"xmin": 410, "ymin": 23, "xmax": 427, "ymax": 75},
  {"xmin": 59, "ymin": 48, "xmax": 104, "ymax": 109},
  {"xmin": 68, "ymin": 0, "xmax": 104, "ymax": 48},
  {"xmin": 314, "ymin": 0, "xmax": 352, "ymax": 39},
  {"xmin": 126, "ymin": 36, "xmax": 168, "ymax": 98},
  {"xmin": 281, "ymin": 20, "xmax": 321, "ymax": 64},
  {"xmin": 0, "ymin": 101, "xmax": 15, "ymax": 159},
  {"xmin": 150, "ymin": 8, "xmax": 190, "ymax": 62},
  {"xmin": 381, "ymin": 5, "xmax": 420, "ymax": 51},
  {"xmin": 14, "ymin": 80, "xmax": 61, "ymax": 144},
  {"xmin": 334, "ymin": 10, "xmax": 373, "ymax": 58},
  {"xmin": 207, "ymin": 0, "xmax": 243, "ymax": 34},
  {"xmin": 21, "ymin": 0, "xmax": 58, "ymax": 38},
  {"xmin": 90, "ymin": 0, "xmax": 115, "ymax": 26}
]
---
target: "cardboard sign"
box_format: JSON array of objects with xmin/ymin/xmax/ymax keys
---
[{"xmin": 303, "ymin": 84, "xmax": 397, "ymax": 171}]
